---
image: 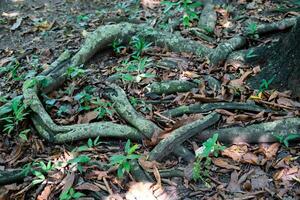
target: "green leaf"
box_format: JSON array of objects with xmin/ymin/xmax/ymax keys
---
[
  {"xmin": 127, "ymin": 154, "xmax": 140, "ymax": 160},
  {"xmin": 128, "ymin": 144, "xmax": 139, "ymax": 155},
  {"xmin": 110, "ymin": 155, "xmax": 126, "ymax": 165},
  {"xmin": 68, "ymin": 155, "xmax": 91, "ymax": 164},
  {"xmin": 125, "ymin": 139, "xmax": 131, "ymax": 154},
  {"xmin": 88, "ymin": 138, "xmax": 93, "ymax": 148},
  {"xmin": 123, "ymin": 161, "xmax": 131, "ymax": 172},
  {"xmin": 94, "ymin": 136, "xmax": 100, "ymax": 146},
  {"xmin": 117, "ymin": 166, "xmax": 125, "ymax": 178},
  {"xmin": 73, "ymin": 191, "xmax": 85, "ymax": 199}
]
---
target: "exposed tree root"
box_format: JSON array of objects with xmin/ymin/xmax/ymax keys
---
[
  {"xmin": 1, "ymin": 17, "xmax": 299, "ymax": 187},
  {"xmin": 104, "ymin": 83, "xmax": 195, "ymax": 162},
  {"xmin": 199, "ymin": 1, "xmax": 217, "ymax": 34},
  {"xmin": 163, "ymin": 102, "xmax": 280, "ymax": 118},
  {"xmin": 245, "ymin": 17, "xmax": 297, "ymax": 36},
  {"xmin": 149, "ymin": 112, "xmax": 220, "ymax": 161},
  {"xmin": 145, "ymin": 80, "xmax": 198, "ymax": 95},
  {"xmin": 199, "ymin": 117, "xmax": 300, "ymax": 144},
  {"xmin": 0, "ymin": 169, "xmax": 28, "ymax": 185}
]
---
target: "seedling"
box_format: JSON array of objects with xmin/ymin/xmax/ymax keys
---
[
  {"xmin": 161, "ymin": 0, "xmax": 202, "ymax": 28},
  {"xmin": 246, "ymin": 22, "xmax": 259, "ymax": 38},
  {"xmin": 112, "ymin": 39, "xmax": 126, "ymax": 54},
  {"xmin": 66, "ymin": 65, "xmax": 86, "ymax": 79},
  {"xmin": 274, "ymin": 134, "xmax": 300, "ymax": 147},
  {"xmin": 68, "ymin": 155, "xmax": 91, "ymax": 173},
  {"xmin": 74, "ymin": 136, "xmax": 101, "ymax": 152},
  {"xmin": 59, "ymin": 187, "xmax": 85, "ymax": 200},
  {"xmin": 109, "ymin": 139, "xmax": 141, "ymax": 178},
  {"xmin": 193, "ymin": 134, "xmax": 225, "ymax": 183},
  {"xmin": 1, "ymin": 96, "xmax": 29, "ymax": 134},
  {"xmin": 130, "ymin": 36, "xmax": 152, "ymax": 57},
  {"xmin": 92, "ymin": 98, "xmax": 114, "ymax": 119}
]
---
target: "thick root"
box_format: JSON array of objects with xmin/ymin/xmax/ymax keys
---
[{"xmin": 199, "ymin": 117, "xmax": 300, "ymax": 144}]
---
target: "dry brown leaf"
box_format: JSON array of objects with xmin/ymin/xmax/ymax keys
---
[
  {"xmin": 257, "ymin": 143, "xmax": 280, "ymax": 160},
  {"xmin": 61, "ymin": 172, "xmax": 75, "ymax": 194},
  {"xmin": 242, "ymin": 152, "xmax": 260, "ymax": 165},
  {"xmin": 75, "ymin": 182, "xmax": 101, "ymax": 192},
  {"xmin": 227, "ymin": 171, "xmax": 241, "ymax": 193},
  {"xmin": 222, "ymin": 144, "xmax": 249, "ymax": 162},
  {"xmin": 211, "ymin": 157, "xmax": 240, "ymax": 170},
  {"xmin": 77, "ymin": 111, "xmax": 98, "ymax": 124},
  {"xmin": 37, "ymin": 185, "xmax": 53, "ymax": 200}
]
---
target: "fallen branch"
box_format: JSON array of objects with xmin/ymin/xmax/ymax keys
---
[{"xmin": 148, "ymin": 112, "xmax": 220, "ymax": 161}]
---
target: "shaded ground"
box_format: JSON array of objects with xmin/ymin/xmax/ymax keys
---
[{"xmin": 0, "ymin": 0, "xmax": 300, "ymax": 199}]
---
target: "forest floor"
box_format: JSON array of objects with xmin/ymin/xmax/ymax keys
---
[{"xmin": 0, "ymin": 0, "xmax": 300, "ymax": 199}]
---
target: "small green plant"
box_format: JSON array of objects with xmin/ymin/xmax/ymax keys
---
[
  {"xmin": 74, "ymin": 86, "xmax": 95, "ymax": 112},
  {"xmin": 274, "ymin": 134, "xmax": 300, "ymax": 147},
  {"xmin": 161, "ymin": 0, "xmax": 202, "ymax": 28},
  {"xmin": 66, "ymin": 65, "xmax": 86, "ymax": 79},
  {"xmin": 245, "ymin": 49, "xmax": 257, "ymax": 59},
  {"xmin": 246, "ymin": 22, "xmax": 259, "ymax": 38},
  {"xmin": 112, "ymin": 39, "xmax": 126, "ymax": 54},
  {"xmin": 59, "ymin": 187, "xmax": 85, "ymax": 200},
  {"xmin": 109, "ymin": 139, "xmax": 140, "ymax": 178},
  {"xmin": 116, "ymin": 57, "xmax": 155, "ymax": 82},
  {"xmin": 1, "ymin": 97, "xmax": 29, "ymax": 134},
  {"xmin": 92, "ymin": 98, "xmax": 114, "ymax": 119},
  {"xmin": 32, "ymin": 170, "xmax": 46, "ymax": 185},
  {"xmin": 258, "ymin": 77, "xmax": 274, "ymax": 94},
  {"xmin": 130, "ymin": 36, "xmax": 152, "ymax": 57},
  {"xmin": 68, "ymin": 155, "xmax": 91, "ymax": 173},
  {"xmin": 130, "ymin": 97, "xmax": 152, "ymax": 113},
  {"xmin": 193, "ymin": 134, "xmax": 225, "ymax": 183},
  {"xmin": 74, "ymin": 136, "xmax": 101, "ymax": 152}
]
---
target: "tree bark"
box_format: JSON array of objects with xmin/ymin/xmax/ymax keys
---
[{"xmin": 247, "ymin": 18, "xmax": 300, "ymax": 96}]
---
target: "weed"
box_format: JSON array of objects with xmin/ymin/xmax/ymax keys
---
[
  {"xmin": 66, "ymin": 65, "xmax": 86, "ymax": 79},
  {"xmin": 74, "ymin": 136, "xmax": 101, "ymax": 152},
  {"xmin": 112, "ymin": 39, "xmax": 126, "ymax": 54},
  {"xmin": 130, "ymin": 36, "xmax": 152, "ymax": 57},
  {"xmin": 0, "ymin": 97, "xmax": 29, "ymax": 135},
  {"xmin": 68, "ymin": 155, "xmax": 91, "ymax": 173},
  {"xmin": 161, "ymin": 0, "xmax": 202, "ymax": 28},
  {"xmin": 92, "ymin": 98, "xmax": 114, "ymax": 119},
  {"xmin": 258, "ymin": 77, "xmax": 274, "ymax": 94},
  {"xmin": 59, "ymin": 187, "xmax": 85, "ymax": 200},
  {"xmin": 246, "ymin": 22, "xmax": 259, "ymax": 38},
  {"xmin": 193, "ymin": 134, "xmax": 225, "ymax": 183},
  {"xmin": 274, "ymin": 134, "xmax": 300, "ymax": 147},
  {"xmin": 109, "ymin": 139, "xmax": 140, "ymax": 178}
]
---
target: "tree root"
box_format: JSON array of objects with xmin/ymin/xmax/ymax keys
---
[
  {"xmin": 0, "ymin": 169, "xmax": 28, "ymax": 185},
  {"xmin": 245, "ymin": 17, "xmax": 297, "ymax": 36},
  {"xmin": 199, "ymin": 117, "xmax": 300, "ymax": 144},
  {"xmin": 104, "ymin": 83, "xmax": 195, "ymax": 162},
  {"xmin": 145, "ymin": 80, "xmax": 198, "ymax": 95},
  {"xmin": 199, "ymin": 1, "xmax": 217, "ymax": 34},
  {"xmin": 209, "ymin": 36, "xmax": 246, "ymax": 66},
  {"xmin": 162, "ymin": 102, "xmax": 280, "ymax": 118},
  {"xmin": 148, "ymin": 112, "xmax": 220, "ymax": 161}
]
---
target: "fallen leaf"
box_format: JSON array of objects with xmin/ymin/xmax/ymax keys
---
[
  {"xmin": 212, "ymin": 157, "xmax": 240, "ymax": 170},
  {"xmin": 222, "ymin": 144, "xmax": 249, "ymax": 162},
  {"xmin": 227, "ymin": 171, "xmax": 241, "ymax": 193},
  {"xmin": 75, "ymin": 182, "xmax": 101, "ymax": 192},
  {"xmin": 77, "ymin": 111, "xmax": 98, "ymax": 124},
  {"xmin": 257, "ymin": 143, "xmax": 280, "ymax": 160},
  {"xmin": 242, "ymin": 152, "xmax": 260, "ymax": 165},
  {"xmin": 37, "ymin": 185, "xmax": 53, "ymax": 200}
]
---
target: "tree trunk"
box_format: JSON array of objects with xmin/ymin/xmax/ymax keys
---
[{"xmin": 248, "ymin": 18, "xmax": 300, "ymax": 96}]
